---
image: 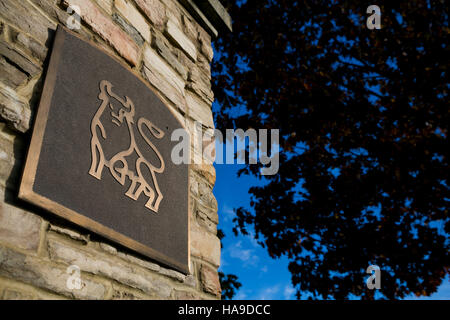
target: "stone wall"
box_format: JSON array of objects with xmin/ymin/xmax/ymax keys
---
[{"xmin": 0, "ymin": 0, "xmax": 221, "ymax": 299}]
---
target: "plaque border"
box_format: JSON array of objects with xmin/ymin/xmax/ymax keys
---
[{"xmin": 19, "ymin": 25, "xmax": 191, "ymax": 274}]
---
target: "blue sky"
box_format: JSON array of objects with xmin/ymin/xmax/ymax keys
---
[{"xmin": 213, "ymin": 160, "xmax": 449, "ymax": 300}]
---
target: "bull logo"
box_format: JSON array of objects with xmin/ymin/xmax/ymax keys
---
[{"xmin": 89, "ymin": 80, "xmax": 165, "ymax": 213}]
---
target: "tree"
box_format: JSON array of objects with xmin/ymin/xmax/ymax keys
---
[
  {"xmin": 212, "ymin": 0, "xmax": 449, "ymax": 299},
  {"xmin": 219, "ymin": 271, "xmax": 242, "ymax": 300},
  {"xmin": 217, "ymin": 229, "xmax": 242, "ymax": 299}
]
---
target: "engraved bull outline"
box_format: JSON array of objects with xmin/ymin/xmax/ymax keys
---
[{"xmin": 89, "ymin": 80, "xmax": 165, "ymax": 213}]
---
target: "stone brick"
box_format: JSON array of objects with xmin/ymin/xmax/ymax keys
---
[
  {"xmin": 115, "ymin": 0, "xmax": 150, "ymax": 43},
  {"xmin": 158, "ymin": 267, "xmax": 185, "ymax": 283},
  {"xmin": 197, "ymin": 177, "xmax": 218, "ymax": 210},
  {"xmin": 142, "ymin": 65, "xmax": 186, "ymax": 112},
  {"xmin": 95, "ymin": 0, "xmax": 113, "ymax": 15},
  {"xmin": 0, "ymin": 245, "xmax": 107, "ymax": 299},
  {"xmin": 116, "ymin": 249, "xmax": 196, "ymax": 286},
  {"xmin": 173, "ymin": 289, "xmax": 202, "ymax": 300},
  {"xmin": 116, "ymin": 251, "xmax": 161, "ymax": 272},
  {"xmin": 200, "ymin": 264, "xmax": 221, "ymax": 297},
  {"xmin": 175, "ymin": 47, "xmax": 196, "ymax": 74},
  {"xmin": 0, "ymin": 42, "xmax": 41, "ymax": 77},
  {"xmin": 30, "ymin": 0, "xmax": 94, "ymax": 41},
  {"xmin": 165, "ymin": 19, "xmax": 197, "ymax": 61},
  {"xmin": 134, "ymin": 0, "xmax": 166, "ymax": 29},
  {"xmin": 112, "ymin": 13, "xmax": 145, "ymax": 47},
  {"xmin": 0, "ymin": 84, "xmax": 31, "ymax": 133},
  {"xmin": 111, "ymin": 285, "xmax": 146, "ymax": 300},
  {"xmin": 164, "ymin": 1, "xmax": 183, "ymax": 27},
  {"xmin": 190, "ymin": 221, "xmax": 220, "ymax": 267},
  {"xmin": 2, "ymin": 288, "xmax": 35, "ymax": 300},
  {"xmin": 152, "ymin": 33, "xmax": 188, "ymax": 79},
  {"xmin": 98, "ymin": 242, "xmax": 117, "ymax": 255},
  {"xmin": 0, "ymin": 190, "xmax": 42, "ymax": 251},
  {"xmin": 192, "ymin": 163, "xmax": 216, "ymax": 186},
  {"xmin": 0, "ymin": 57, "xmax": 28, "ymax": 88},
  {"xmin": 48, "ymin": 224, "xmax": 89, "ymax": 243},
  {"xmin": 198, "ymin": 28, "xmax": 213, "ymax": 62},
  {"xmin": 0, "ymin": 129, "xmax": 15, "ymax": 186},
  {"xmin": 182, "ymin": 15, "xmax": 198, "ymax": 42},
  {"xmin": 142, "ymin": 47, "xmax": 187, "ymax": 111},
  {"xmin": 0, "ymin": 130, "xmax": 25, "ymax": 192},
  {"xmin": 10, "ymin": 29, "xmax": 48, "ymax": 63},
  {"xmin": 190, "ymin": 174, "xmax": 199, "ymax": 197},
  {"xmin": 196, "ymin": 200, "xmax": 219, "ymax": 232},
  {"xmin": 196, "ymin": 209, "xmax": 217, "ymax": 234},
  {"xmin": 62, "ymin": 0, "xmax": 139, "ymax": 66},
  {"xmin": 48, "ymin": 239, "xmax": 172, "ymax": 298},
  {"xmin": 187, "ymin": 67, "xmax": 214, "ymax": 104},
  {"xmin": 184, "ymin": 274, "xmax": 197, "ymax": 288},
  {"xmin": 143, "ymin": 46, "xmax": 185, "ymax": 92},
  {"xmin": 197, "ymin": 54, "xmax": 212, "ymax": 79},
  {"xmin": 0, "ymin": 0, "xmax": 56, "ymax": 45},
  {"xmin": 186, "ymin": 91, "xmax": 214, "ymax": 128}
]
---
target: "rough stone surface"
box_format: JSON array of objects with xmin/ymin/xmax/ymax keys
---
[
  {"xmin": 0, "ymin": 42, "xmax": 41, "ymax": 76},
  {"xmin": 196, "ymin": 201, "xmax": 219, "ymax": 234},
  {"xmin": 0, "ymin": 245, "xmax": 107, "ymax": 299},
  {"xmin": 112, "ymin": 13, "xmax": 145, "ymax": 47},
  {"xmin": 188, "ymin": 67, "xmax": 214, "ymax": 103},
  {"xmin": 143, "ymin": 46, "xmax": 185, "ymax": 92},
  {"xmin": 62, "ymin": 0, "xmax": 139, "ymax": 66},
  {"xmin": 2, "ymin": 288, "xmax": 36, "ymax": 300},
  {"xmin": 0, "ymin": 0, "xmax": 56, "ymax": 45},
  {"xmin": 192, "ymin": 163, "xmax": 216, "ymax": 186},
  {"xmin": 115, "ymin": 0, "xmax": 151, "ymax": 43},
  {"xmin": 197, "ymin": 176, "xmax": 218, "ymax": 210},
  {"xmin": 0, "ymin": 0, "xmax": 221, "ymax": 301},
  {"xmin": 0, "ymin": 83, "xmax": 31, "ymax": 133},
  {"xmin": 48, "ymin": 224, "xmax": 89, "ymax": 243},
  {"xmin": 198, "ymin": 28, "xmax": 213, "ymax": 62},
  {"xmin": 135, "ymin": 0, "xmax": 166, "ymax": 29},
  {"xmin": 111, "ymin": 285, "xmax": 146, "ymax": 300},
  {"xmin": 165, "ymin": 19, "xmax": 197, "ymax": 61},
  {"xmin": 190, "ymin": 221, "xmax": 221, "ymax": 267},
  {"xmin": 95, "ymin": 0, "xmax": 113, "ymax": 15},
  {"xmin": 0, "ymin": 191, "xmax": 42, "ymax": 251},
  {"xmin": 142, "ymin": 46, "xmax": 187, "ymax": 111},
  {"xmin": 186, "ymin": 91, "xmax": 214, "ymax": 128},
  {"xmin": 173, "ymin": 289, "xmax": 202, "ymax": 300},
  {"xmin": 152, "ymin": 33, "xmax": 188, "ymax": 80},
  {"xmin": 11, "ymin": 29, "xmax": 48, "ymax": 63},
  {"xmin": 48, "ymin": 239, "xmax": 172, "ymax": 298},
  {"xmin": 182, "ymin": 15, "xmax": 198, "ymax": 42},
  {"xmin": 200, "ymin": 264, "xmax": 221, "ymax": 297},
  {"xmin": 0, "ymin": 56, "xmax": 28, "ymax": 88}
]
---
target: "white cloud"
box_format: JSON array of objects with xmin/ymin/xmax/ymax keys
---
[
  {"xmin": 234, "ymin": 290, "xmax": 249, "ymax": 300},
  {"xmin": 283, "ymin": 284, "xmax": 295, "ymax": 300},
  {"xmin": 257, "ymin": 285, "xmax": 280, "ymax": 300},
  {"xmin": 221, "ymin": 204, "xmax": 235, "ymax": 222},
  {"xmin": 228, "ymin": 241, "xmax": 259, "ymax": 267}
]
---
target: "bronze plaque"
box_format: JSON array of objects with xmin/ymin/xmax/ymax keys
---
[{"xmin": 19, "ymin": 26, "xmax": 189, "ymax": 273}]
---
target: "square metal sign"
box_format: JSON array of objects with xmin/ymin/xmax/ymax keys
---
[{"xmin": 19, "ymin": 26, "xmax": 189, "ymax": 273}]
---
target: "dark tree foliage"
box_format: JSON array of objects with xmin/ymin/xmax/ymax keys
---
[
  {"xmin": 217, "ymin": 229, "xmax": 242, "ymax": 299},
  {"xmin": 212, "ymin": 0, "xmax": 449, "ymax": 299},
  {"xmin": 219, "ymin": 271, "xmax": 243, "ymax": 300}
]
